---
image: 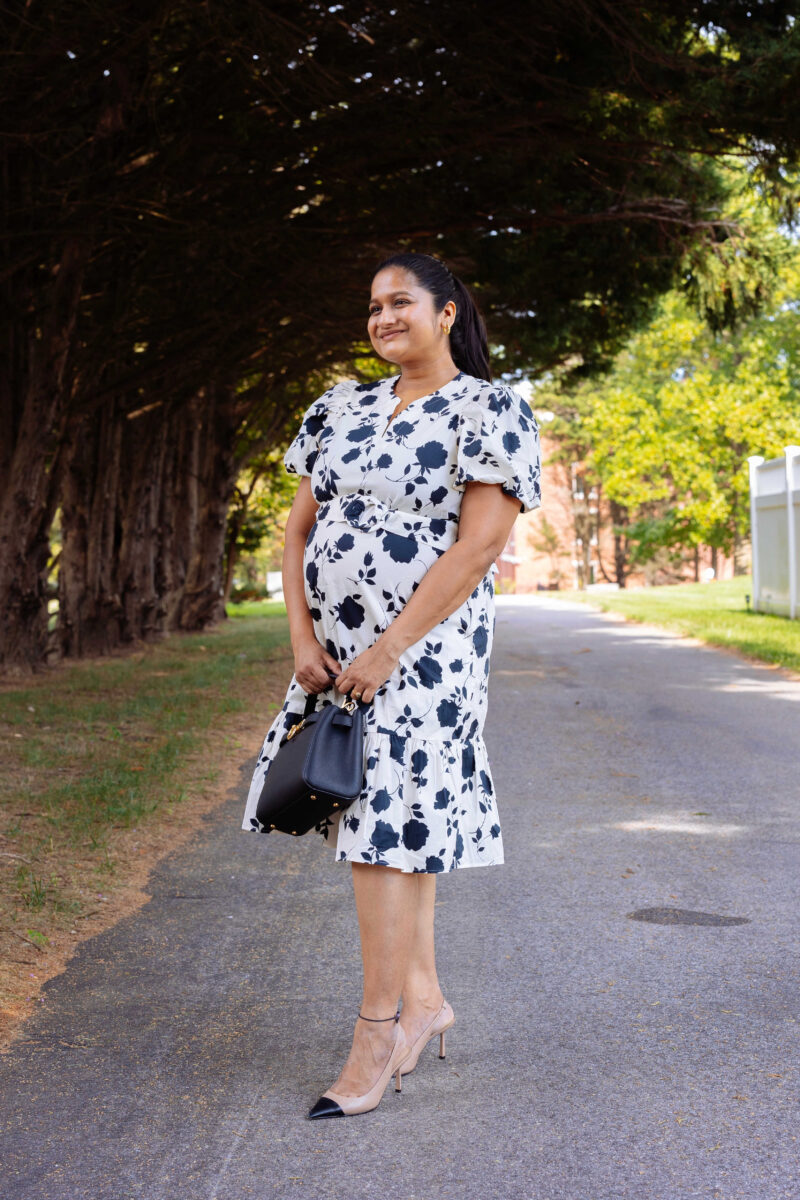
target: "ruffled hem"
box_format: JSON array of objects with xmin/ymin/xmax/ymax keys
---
[{"xmin": 242, "ymin": 722, "xmax": 504, "ymax": 874}]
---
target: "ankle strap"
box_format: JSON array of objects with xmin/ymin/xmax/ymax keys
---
[{"xmin": 357, "ymin": 1010, "xmax": 400, "ymax": 1023}]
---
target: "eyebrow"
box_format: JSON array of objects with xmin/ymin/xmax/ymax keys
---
[{"xmin": 369, "ymin": 290, "xmax": 414, "ymax": 304}]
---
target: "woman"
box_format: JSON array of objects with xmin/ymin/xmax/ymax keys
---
[{"xmin": 241, "ymin": 252, "xmax": 541, "ymax": 1119}]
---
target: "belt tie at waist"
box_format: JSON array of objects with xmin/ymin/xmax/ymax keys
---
[{"xmin": 316, "ymin": 493, "xmax": 458, "ymax": 549}]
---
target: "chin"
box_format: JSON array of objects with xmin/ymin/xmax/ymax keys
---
[{"xmin": 374, "ymin": 344, "xmax": 404, "ymax": 365}]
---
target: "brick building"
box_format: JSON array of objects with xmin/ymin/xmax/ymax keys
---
[{"xmin": 497, "ymin": 424, "xmax": 737, "ymax": 593}]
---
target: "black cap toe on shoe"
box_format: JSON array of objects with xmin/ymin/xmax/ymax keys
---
[{"xmin": 308, "ymin": 1096, "xmax": 345, "ymax": 1119}]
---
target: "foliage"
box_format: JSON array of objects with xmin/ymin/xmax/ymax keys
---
[
  {"xmin": 5, "ymin": 2, "xmax": 800, "ymax": 665},
  {"xmin": 225, "ymin": 451, "xmax": 297, "ymax": 592},
  {"xmin": 541, "ymin": 185, "xmax": 800, "ymax": 576},
  {"xmin": 5, "ymin": 2, "xmax": 800, "ymax": 413}
]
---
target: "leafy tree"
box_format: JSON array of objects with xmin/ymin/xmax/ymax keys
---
[
  {"xmin": 224, "ymin": 457, "xmax": 296, "ymax": 604},
  {"xmin": 4, "ymin": 2, "xmax": 800, "ymax": 666},
  {"xmin": 542, "ymin": 189, "xmax": 800, "ymax": 582}
]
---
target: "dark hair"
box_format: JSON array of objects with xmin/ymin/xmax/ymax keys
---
[{"xmin": 373, "ymin": 252, "xmax": 492, "ymax": 382}]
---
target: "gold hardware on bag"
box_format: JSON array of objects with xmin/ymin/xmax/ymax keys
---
[
  {"xmin": 333, "ymin": 802, "xmax": 339, "ymax": 808},
  {"xmin": 341, "ymin": 698, "xmax": 357, "ymax": 713},
  {"xmin": 287, "ymin": 719, "xmax": 305, "ymax": 741},
  {"xmin": 310, "ymin": 793, "xmax": 317, "ymax": 800}
]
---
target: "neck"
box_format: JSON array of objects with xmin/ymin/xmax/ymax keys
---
[{"xmin": 394, "ymin": 349, "xmax": 459, "ymax": 399}]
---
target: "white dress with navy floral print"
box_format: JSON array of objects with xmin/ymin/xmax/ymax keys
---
[{"xmin": 241, "ymin": 372, "xmax": 541, "ymax": 872}]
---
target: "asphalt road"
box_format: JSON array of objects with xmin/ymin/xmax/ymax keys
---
[{"xmin": 2, "ymin": 596, "xmax": 799, "ymax": 1200}]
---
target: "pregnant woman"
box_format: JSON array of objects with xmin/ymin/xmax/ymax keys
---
[{"xmin": 241, "ymin": 251, "xmax": 541, "ymax": 1118}]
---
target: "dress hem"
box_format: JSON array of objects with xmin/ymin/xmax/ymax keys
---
[{"xmin": 332, "ymin": 849, "xmax": 505, "ymax": 874}]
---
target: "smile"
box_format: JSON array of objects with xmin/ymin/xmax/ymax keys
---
[{"xmin": 380, "ymin": 330, "xmax": 405, "ymax": 341}]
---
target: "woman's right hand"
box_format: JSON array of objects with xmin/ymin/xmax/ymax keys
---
[{"xmin": 293, "ymin": 636, "xmax": 342, "ymax": 695}]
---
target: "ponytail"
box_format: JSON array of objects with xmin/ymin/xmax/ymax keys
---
[
  {"xmin": 373, "ymin": 252, "xmax": 492, "ymax": 382},
  {"xmin": 450, "ymin": 276, "xmax": 491, "ymax": 382}
]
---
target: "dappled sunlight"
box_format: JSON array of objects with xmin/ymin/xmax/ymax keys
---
[
  {"xmin": 611, "ymin": 815, "xmax": 748, "ymax": 837},
  {"xmin": 492, "ymin": 667, "xmax": 549, "ymax": 679},
  {"xmin": 714, "ymin": 677, "xmax": 800, "ymax": 702},
  {"xmin": 564, "ymin": 623, "xmax": 690, "ymax": 646}
]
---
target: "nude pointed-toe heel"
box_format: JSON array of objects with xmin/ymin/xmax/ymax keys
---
[
  {"xmin": 399, "ymin": 999, "xmax": 455, "ymax": 1076},
  {"xmin": 308, "ymin": 1013, "xmax": 411, "ymax": 1120}
]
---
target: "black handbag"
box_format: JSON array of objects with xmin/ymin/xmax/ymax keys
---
[{"xmin": 255, "ymin": 690, "xmax": 366, "ymax": 836}]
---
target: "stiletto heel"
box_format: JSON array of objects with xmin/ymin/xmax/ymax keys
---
[
  {"xmin": 308, "ymin": 1012, "xmax": 411, "ymax": 1119},
  {"xmin": 399, "ymin": 999, "xmax": 455, "ymax": 1076},
  {"xmin": 395, "ymin": 1064, "xmax": 403, "ymax": 1092}
]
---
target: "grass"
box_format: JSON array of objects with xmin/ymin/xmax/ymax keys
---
[
  {"xmin": 226, "ymin": 598, "xmax": 287, "ymax": 621},
  {"xmin": 0, "ymin": 605, "xmax": 292, "ymax": 988},
  {"xmin": 559, "ymin": 577, "xmax": 800, "ymax": 673}
]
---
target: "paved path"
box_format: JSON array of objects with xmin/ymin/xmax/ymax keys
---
[{"xmin": 2, "ymin": 597, "xmax": 799, "ymax": 1200}]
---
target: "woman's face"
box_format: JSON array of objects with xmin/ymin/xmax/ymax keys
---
[{"xmin": 368, "ymin": 267, "xmax": 452, "ymax": 365}]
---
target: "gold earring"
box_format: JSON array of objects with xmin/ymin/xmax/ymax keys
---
[{"xmin": 443, "ymin": 324, "xmax": 451, "ymax": 335}]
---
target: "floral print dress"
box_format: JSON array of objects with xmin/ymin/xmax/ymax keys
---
[{"xmin": 241, "ymin": 371, "xmax": 541, "ymax": 872}]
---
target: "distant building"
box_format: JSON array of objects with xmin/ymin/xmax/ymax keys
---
[{"xmin": 497, "ymin": 430, "xmax": 737, "ymax": 592}]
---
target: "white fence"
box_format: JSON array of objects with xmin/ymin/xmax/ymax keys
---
[{"xmin": 748, "ymin": 446, "xmax": 800, "ymax": 619}]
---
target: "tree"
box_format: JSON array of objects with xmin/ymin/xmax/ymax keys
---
[
  {"xmin": 541, "ymin": 190, "xmax": 800, "ymax": 583},
  {"xmin": 4, "ymin": 1, "xmax": 800, "ymax": 667},
  {"xmin": 224, "ymin": 455, "xmax": 296, "ymax": 604}
]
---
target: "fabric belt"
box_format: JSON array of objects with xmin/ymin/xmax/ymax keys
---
[{"xmin": 317, "ymin": 493, "xmax": 458, "ymax": 549}]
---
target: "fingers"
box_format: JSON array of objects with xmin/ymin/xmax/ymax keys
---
[
  {"xmin": 297, "ymin": 663, "xmax": 337, "ymax": 694},
  {"xmin": 297, "ymin": 676, "xmax": 326, "ymax": 694},
  {"xmin": 295, "ymin": 645, "xmax": 342, "ymax": 694},
  {"xmin": 334, "ymin": 673, "xmax": 373, "ymax": 704}
]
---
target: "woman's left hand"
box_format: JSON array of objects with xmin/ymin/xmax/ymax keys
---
[{"xmin": 335, "ymin": 640, "xmax": 400, "ymax": 704}]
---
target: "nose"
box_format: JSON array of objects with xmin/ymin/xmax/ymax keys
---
[{"xmin": 375, "ymin": 309, "xmax": 399, "ymax": 331}]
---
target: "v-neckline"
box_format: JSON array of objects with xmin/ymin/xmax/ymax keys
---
[{"xmin": 381, "ymin": 372, "xmax": 462, "ymax": 436}]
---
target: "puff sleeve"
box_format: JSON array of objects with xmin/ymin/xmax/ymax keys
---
[
  {"xmin": 455, "ymin": 385, "xmax": 542, "ymax": 513},
  {"xmin": 283, "ymin": 382, "xmax": 352, "ymax": 477}
]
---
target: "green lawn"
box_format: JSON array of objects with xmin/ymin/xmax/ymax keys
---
[
  {"xmin": 1, "ymin": 609, "xmax": 291, "ymax": 938},
  {"xmin": 225, "ymin": 598, "xmax": 287, "ymax": 620},
  {"xmin": 558, "ymin": 578, "xmax": 800, "ymax": 672}
]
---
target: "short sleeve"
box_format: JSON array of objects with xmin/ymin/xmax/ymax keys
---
[
  {"xmin": 283, "ymin": 381, "xmax": 353, "ymax": 478},
  {"xmin": 455, "ymin": 385, "xmax": 542, "ymax": 513}
]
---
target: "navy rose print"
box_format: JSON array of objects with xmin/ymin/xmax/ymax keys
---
[{"xmin": 241, "ymin": 371, "xmax": 542, "ymax": 871}]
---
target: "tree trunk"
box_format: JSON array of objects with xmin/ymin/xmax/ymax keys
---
[
  {"xmin": 170, "ymin": 384, "xmax": 240, "ymax": 631},
  {"xmin": 58, "ymin": 397, "xmax": 177, "ymax": 656},
  {"xmin": 57, "ymin": 387, "xmax": 239, "ymax": 657},
  {"xmin": 159, "ymin": 399, "xmax": 200, "ymax": 631},
  {"xmin": 223, "ymin": 512, "xmax": 242, "ymax": 607},
  {"xmin": 609, "ymin": 500, "xmax": 629, "ymax": 589},
  {"xmin": 731, "ymin": 500, "xmax": 746, "ymax": 576},
  {"xmin": 0, "ymin": 237, "xmax": 88, "ymax": 672},
  {"xmin": 0, "ymin": 422, "xmax": 62, "ymax": 671},
  {"xmin": 115, "ymin": 407, "xmax": 169, "ymax": 644},
  {"xmin": 57, "ymin": 401, "xmax": 125, "ymax": 657}
]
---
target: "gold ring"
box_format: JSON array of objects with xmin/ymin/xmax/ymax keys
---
[{"xmin": 353, "ymin": 691, "xmax": 362, "ymax": 699}]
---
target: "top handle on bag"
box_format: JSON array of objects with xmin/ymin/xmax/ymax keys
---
[{"xmin": 291, "ymin": 683, "xmax": 360, "ymax": 739}]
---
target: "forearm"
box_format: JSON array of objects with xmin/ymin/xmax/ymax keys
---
[
  {"xmin": 282, "ymin": 532, "xmax": 316, "ymax": 650},
  {"xmin": 377, "ymin": 540, "xmax": 495, "ymax": 659}
]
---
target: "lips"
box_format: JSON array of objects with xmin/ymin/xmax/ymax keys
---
[{"xmin": 380, "ymin": 329, "xmax": 405, "ymax": 341}]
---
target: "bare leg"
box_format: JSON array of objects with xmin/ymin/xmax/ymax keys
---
[
  {"xmin": 399, "ymin": 874, "xmax": 445, "ymax": 1045},
  {"xmin": 329, "ymin": 863, "xmax": 418, "ymax": 1097}
]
